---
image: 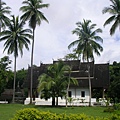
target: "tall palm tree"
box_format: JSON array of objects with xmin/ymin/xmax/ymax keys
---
[
  {"xmin": 102, "ymin": 0, "xmax": 120, "ymax": 35},
  {"xmin": 68, "ymin": 19, "xmax": 103, "ymax": 106},
  {"xmin": 0, "ymin": 15, "xmax": 32, "ymax": 103},
  {"xmin": 20, "ymin": 0, "xmax": 49, "ymax": 104},
  {"xmin": 0, "ymin": 1, "xmax": 11, "ymax": 32}
]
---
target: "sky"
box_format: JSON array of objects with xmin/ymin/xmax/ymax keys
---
[{"xmin": 1, "ymin": 0, "xmax": 120, "ymax": 70}]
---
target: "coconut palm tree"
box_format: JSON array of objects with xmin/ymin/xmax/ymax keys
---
[
  {"xmin": 102, "ymin": 0, "xmax": 120, "ymax": 35},
  {"xmin": 20, "ymin": 0, "xmax": 49, "ymax": 104},
  {"xmin": 0, "ymin": 15, "xmax": 32, "ymax": 103},
  {"xmin": 38, "ymin": 60, "xmax": 78, "ymax": 106},
  {"xmin": 68, "ymin": 19, "xmax": 103, "ymax": 106},
  {"xmin": 0, "ymin": 1, "xmax": 11, "ymax": 32}
]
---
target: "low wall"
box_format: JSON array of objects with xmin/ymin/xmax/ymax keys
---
[{"xmin": 24, "ymin": 97, "xmax": 97, "ymax": 106}]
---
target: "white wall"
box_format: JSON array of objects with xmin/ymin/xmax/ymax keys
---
[
  {"xmin": 24, "ymin": 88, "xmax": 97, "ymax": 106},
  {"xmin": 69, "ymin": 88, "xmax": 89, "ymax": 102}
]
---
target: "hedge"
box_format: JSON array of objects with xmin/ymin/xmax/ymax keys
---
[{"xmin": 10, "ymin": 108, "xmax": 120, "ymax": 120}]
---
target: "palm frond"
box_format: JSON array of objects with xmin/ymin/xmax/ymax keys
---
[{"xmin": 110, "ymin": 18, "xmax": 120, "ymax": 35}]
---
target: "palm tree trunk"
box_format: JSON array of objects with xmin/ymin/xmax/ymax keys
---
[
  {"xmin": 52, "ymin": 97, "xmax": 55, "ymax": 107},
  {"xmin": 56, "ymin": 96, "xmax": 58, "ymax": 106},
  {"xmin": 30, "ymin": 28, "xmax": 35, "ymax": 104},
  {"xmin": 12, "ymin": 55, "xmax": 16, "ymax": 103},
  {"xmin": 88, "ymin": 63, "xmax": 91, "ymax": 106},
  {"xmin": 66, "ymin": 71, "xmax": 71, "ymax": 107}
]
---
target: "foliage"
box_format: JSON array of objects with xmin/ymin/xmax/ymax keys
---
[
  {"xmin": 102, "ymin": 0, "xmax": 120, "ymax": 35},
  {"xmin": 2, "ymin": 68, "xmax": 27, "ymax": 89},
  {"xmin": 0, "ymin": 15, "xmax": 32, "ymax": 103},
  {"xmin": 67, "ymin": 97, "xmax": 76, "ymax": 106},
  {"xmin": 20, "ymin": 0, "xmax": 49, "ymax": 104},
  {"xmin": 38, "ymin": 60, "xmax": 78, "ymax": 106},
  {"xmin": 16, "ymin": 68, "xmax": 27, "ymax": 88},
  {"xmin": 0, "ymin": 1, "xmax": 11, "ymax": 30},
  {"xmin": 10, "ymin": 108, "xmax": 42, "ymax": 120},
  {"xmin": 111, "ymin": 113, "xmax": 120, "ymax": 120},
  {"xmin": 20, "ymin": 0, "xmax": 49, "ymax": 30},
  {"xmin": 0, "ymin": 15, "xmax": 32, "ymax": 58},
  {"xmin": 0, "ymin": 56, "xmax": 12, "ymax": 95},
  {"xmin": 68, "ymin": 19, "xmax": 103, "ymax": 107},
  {"xmin": 10, "ymin": 107, "xmax": 120, "ymax": 120},
  {"xmin": 107, "ymin": 61, "xmax": 120, "ymax": 103},
  {"xmin": 4, "ymin": 70, "xmax": 14, "ymax": 89},
  {"xmin": 113, "ymin": 103, "xmax": 120, "ymax": 110},
  {"xmin": 68, "ymin": 19, "xmax": 103, "ymax": 62}
]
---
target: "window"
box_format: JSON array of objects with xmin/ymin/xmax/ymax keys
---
[
  {"xmin": 81, "ymin": 91, "xmax": 85, "ymax": 97},
  {"xmin": 68, "ymin": 91, "xmax": 72, "ymax": 97}
]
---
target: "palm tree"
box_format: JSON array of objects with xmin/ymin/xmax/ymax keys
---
[
  {"xmin": 68, "ymin": 19, "xmax": 103, "ymax": 106},
  {"xmin": 102, "ymin": 0, "xmax": 120, "ymax": 35},
  {"xmin": 20, "ymin": 0, "xmax": 49, "ymax": 104},
  {"xmin": 0, "ymin": 15, "xmax": 32, "ymax": 103},
  {"xmin": 0, "ymin": 1, "xmax": 11, "ymax": 32},
  {"xmin": 38, "ymin": 60, "xmax": 77, "ymax": 106}
]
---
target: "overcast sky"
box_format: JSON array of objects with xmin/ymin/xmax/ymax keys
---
[{"xmin": 1, "ymin": 0, "xmax": 120, "ymax": 70}]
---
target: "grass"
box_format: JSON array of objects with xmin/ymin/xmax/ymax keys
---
[{"xmin": 0, "ymin": 104, "xmax": 116, "ymax": 120}]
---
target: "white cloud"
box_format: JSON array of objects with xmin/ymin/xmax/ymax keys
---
[{"xmin": 1, "ymin": 0, "xmax": 120, "ymax": 70}]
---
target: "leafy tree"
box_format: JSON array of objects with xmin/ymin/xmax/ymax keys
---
[
  {"xmin": 107, "ymin": 61, "xmax": 120, "ymax": 103},
  {"xmin": 68, "ymin": 19, "xmax": 103, "ymax": 106},
  {"xmin": 16, "ymin": 68, "xmax": 27, "ymax": 88},
  {"xmin": 0, "ymin": 15, "xmax": 32, "ymax": 103},
  {"xmin": 0, "ymin": 1, "xmax": 11, "ymax": 31},
  {"xmin": 0, "ymin": 56, "xmax": 12, "ymax": 95},
  {"xmin": 20, "ymin": 0, "xmax": 49, "ymax": 104},
  {"xmin": 102, "ymin": 0, "xmax": 120, "ymax": 35},
  {"xmin": 5, "ymin": 70, "xmax": 14, "ymax": 89},
  {"xmin": 38, "ymin": 60, "xmax": 77, "ymax": 106}
]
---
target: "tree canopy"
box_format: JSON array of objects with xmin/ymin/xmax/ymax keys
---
[
  {"xmin": 0, "ymin": 56, "xmax": 12, "ymax": 95},
  {"xmin": 102, "ymin": 0, "xmax": 120, "ymax": 35},
  {"xmin": 107, "ymin": 61, "xmax": 120, "ymax": 103},
  {"xmin": 68, "ymin": 19, "xmax": 103, "ymax": 62}
]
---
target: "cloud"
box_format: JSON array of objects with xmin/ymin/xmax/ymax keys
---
[{"xmin": 1, "ymin": 0, "xmax": 120, "ymax": 70}]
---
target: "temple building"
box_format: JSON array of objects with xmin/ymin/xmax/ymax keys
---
[{"xmin": 24, "ymin": 60, "xmax": 110, "ymax": 106}]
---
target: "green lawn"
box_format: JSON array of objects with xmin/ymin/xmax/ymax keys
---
[{"xmin": 0, "ymin": 104, "xmax": 115, "ymax": 120}]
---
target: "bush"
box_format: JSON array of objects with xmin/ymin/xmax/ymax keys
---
[
  {"xmin": 113, "ymin": 103, "xmax": 120, "ymax": 110},
  {"xmin": 10, "ymin": 108, "xmax": 41, "ymax": 120},
  {"xmin": 111, "ymin": 113, "xmax": 120, "ymax": 120},
  {"xmin": 11, "ymin": 108, "xmax": 119, "ymax": 120}
]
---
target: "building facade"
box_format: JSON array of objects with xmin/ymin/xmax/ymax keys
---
[{"xmin": 24, "ymin": 60, "xmax": 110, "ymax": 106}]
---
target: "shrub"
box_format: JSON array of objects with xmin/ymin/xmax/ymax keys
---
[
  {"xmin": 113, "ymin": 103, "xmax": 120, "ymax": 110},
  {"xmin": 10, "ymin": 108, "xmax": 41, "ymax": 120},
  {"xmin": 11, "ymin": 108, "xmax": 117, "ymax": 120},
  {"xmin": 111, "ymin": 113, "xmax": 120, "ymax": 120}
]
